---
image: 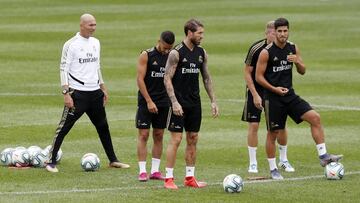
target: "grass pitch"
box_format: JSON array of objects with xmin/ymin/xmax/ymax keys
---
[{"xmin": 1, "ymin": 0, "xmax": 360, "ymax": 202}]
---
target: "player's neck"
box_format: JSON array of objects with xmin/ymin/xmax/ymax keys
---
[
  {"xmin": 79, "ymin": 31, "xmax": 91, "ymax": 39},
  {"xmin": 183, "ymin": 38, "xmax": 195, "ymax": 51},
  {"xmin": 274, "ymin": 40, "xmax": 286, "ymax": 48}
]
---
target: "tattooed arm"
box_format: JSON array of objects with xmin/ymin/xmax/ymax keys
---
[
  {"xmin": 201, "ymin": 50, "xmax": 219, "ymax": 118},
  {"xmin": 164, "ymin": 50, "xmax": 183, "ymax": 116}
]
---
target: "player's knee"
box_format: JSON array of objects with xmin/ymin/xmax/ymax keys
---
[
  {"xmin": 171, "ymin": 135, "xmax": 182, "ymax": 146},
  {"xmin": 308, "ymin": 111, "xmax": 321, "ymax": 126},
  {"xmin": 187, "ymin": 133, "xmax": 198, "ymax": 145},
  {"xmin": 138, "ymin": 133, "xmax": 150, "ymax": 142},
  {"xmin": 153, "ymin": 132, "xmax": 163, "ymax": 143}
]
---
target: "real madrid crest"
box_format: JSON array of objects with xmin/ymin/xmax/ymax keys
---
[{"xmin": 198, "ymin": 55, "xmax": 203, "ymax": 63}]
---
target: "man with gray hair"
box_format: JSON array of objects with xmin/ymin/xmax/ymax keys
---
[{"xmin": 46, "ymin": 13, "xmax": 130, "ymax": 173}]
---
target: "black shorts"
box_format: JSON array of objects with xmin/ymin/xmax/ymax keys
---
[
  {"xmin": 241, "ymin": 88, "xmax": 263, "ymax": 123},
  {"xmin": 264, "ymin": 92, "xmax": 313, "ymax": 131},
  {"xmin": 135, "ymin": 106, "xmax": 170, "ymax": 129},
  {"xmin": 168, "ymin": 105, "xmax": 202, "ymax": 133}
]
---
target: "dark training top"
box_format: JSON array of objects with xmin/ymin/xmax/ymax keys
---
[
  {"xmin": 138, "ymin": 47, "xmax": 170, "ymax": 107},
  {"xmin": 244, "ymin": 38, "xmax": 268, "ymax": 91},
  {"xmin": 264, "ymin": 41, "xmax": 296, "ymax": 95},
  {"xmin": 172, "ymin": 42, "xmax": 205, "ymax": 107}
]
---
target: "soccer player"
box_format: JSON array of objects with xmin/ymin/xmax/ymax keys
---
[
  {"xmin": 255, "ymin": 17, "xmax": 342, "ymax": 180},
  {"xmin": 163, "ymin": 19, "xmax": 219, "ymax": 189},
  {"xmin": 136, "ymin": 31, "xmax": 175, "ymax": 181},
  {"xmin": 242, "ymin": 21, "xmax": 294, "ymax": 173},
  {"xmin": 46, "ymin": 13, "xmax": 130, "ymax": 173}
]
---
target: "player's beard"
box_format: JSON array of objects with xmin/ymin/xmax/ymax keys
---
[{"xmin": 191, "ymin": 37, "xmax": 201, "ymax": 46}]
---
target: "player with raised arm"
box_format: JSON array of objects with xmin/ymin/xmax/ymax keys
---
[
  {"xmin": 242, "ymin": 21, "xmax": 294, "ymax": 173},
  {"xmin": 255, "ymin": 17, "xmax": 342, "ymax": 180}
]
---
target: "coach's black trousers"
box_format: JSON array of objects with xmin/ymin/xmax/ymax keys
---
[{"xmin": 49, "ymin": 89, "xmax": 118, "ymax": 164}]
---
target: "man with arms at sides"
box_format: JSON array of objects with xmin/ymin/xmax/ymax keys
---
[
  {"xmin": 256, "ymin": 17, "xmax": 342, "ymax": 179},
  {"xmin": 163, "ymin": 19, "xmax": 219, "ymax": 189},
  {"xmin": 136, "ymin": 31, "xmax": 175, "ymax": 182},
  {"xmin": 242, "ymin": 21, "xmax": 294, "ymax": 174},
  {"xmin": 46, "ymin": 13, "xmax": 130, "ymax": 172}
]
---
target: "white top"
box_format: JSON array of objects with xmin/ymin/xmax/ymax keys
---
[{"xmin": 60, "ymin": 32, "xmax": 102, "ymax": 91}]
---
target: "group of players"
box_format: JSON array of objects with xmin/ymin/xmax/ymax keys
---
[{"xmin": 45, "ymin": 13, "xmax": 342, "ymax": 189}]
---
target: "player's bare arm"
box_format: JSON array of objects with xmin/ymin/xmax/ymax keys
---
[
  {"xmin": 244, "ymin": 64, "xmax": 262, "ymax": 110},
  {"xmin": 255, "ymin": 49, "xmax": 288, "ymax": 96},
  {"xmin": 201, "ymin": 51, "xmax": 219, "ymax": 117},
  {"xmin": 164, "ymin": 50, "xmax": 183, "ymax": 116},
  {"xmin": 137, "ymin": 51, "xmax": 158, "ymax": 113},
  {"xmin": 288, "ymin": 44, "xmax": 306, "ymax": 75}
]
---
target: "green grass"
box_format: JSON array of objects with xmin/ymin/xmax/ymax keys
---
[{"xmin": 1, "ymin": 0, "xmax": 360, "ymax": 202}]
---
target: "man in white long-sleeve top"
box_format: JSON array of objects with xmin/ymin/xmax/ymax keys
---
[{"xmin": 46, "ymin": 13, "xmax": 130, "ymax": 173}]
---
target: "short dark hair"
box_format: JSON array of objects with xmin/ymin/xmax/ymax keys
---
[
  {"xmin": 184, "ymin": 19, "xmax": 203, "ymax": 36},
  {"xmin": 160, "ymin": 31, "xmax": 175, "ymax": 44},
  {"xmin": 274, "ymin": 17, "xmax": 289, "ymax": 29}
]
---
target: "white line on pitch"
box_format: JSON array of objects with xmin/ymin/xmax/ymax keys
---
[
  {"xmin": 1, "ymin": 171, "xmax": 359, "ymax": 196},
  {"xmin": 1, "ymin": 93, "xmax": 359, "ymax": 111}
]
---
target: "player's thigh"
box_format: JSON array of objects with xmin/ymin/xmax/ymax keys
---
[
  {"xmin": 136, "ymin": 105, "xmax": 152, "ymax": 129},
  {"xmin": 264, "ymin": 98, "xmax": 287, "ymax": 131},
  {"xmin": 151, "ymin": 106, "xmax": 170, "ymax": 129},
  {"xmin": 242, "ymin": 92, "xmax": 262, "ymax": 122},
  {"xmin": 184, "ymin": 106, "xmax": 202, "ymax": 133},
  {"xmin": 288, "ymin": 97, "xmax": 313, "ymax": 124}
]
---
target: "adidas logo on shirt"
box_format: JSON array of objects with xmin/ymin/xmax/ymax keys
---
[
  {"xmin": 152, "ymin": 61, "xmax": 158, "ymax": 65},
  {"xmin": 273, "ymin": 56, "xmax": 278, "ymax": 61},
  {"xmin": 182, "ymin": 58, "xmax": 188, "ymax": 62}
]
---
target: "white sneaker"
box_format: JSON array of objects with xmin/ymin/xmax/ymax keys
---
[
  {"xmin": 46, "ymin": 164, "xmax": 59, "ymax": 173},
  {"xmin": 248, "ymin": 163, "xmax": 258, "ymax": 173},
  {"xmin": 270, "ymin": 168, "xmax": 284, "ymax": 180},
  {"xmin": 278, "ymin": 160, "xmax": 295, "ymax": 172}
]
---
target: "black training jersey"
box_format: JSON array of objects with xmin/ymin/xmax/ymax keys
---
[
  {"xmin": 264, "ymin": 41, "xmax": 296, "ymax": 93},
  {"xmin": 138, "ymin": 47, "xmax": 169, "ymax": 107},
  {"xmin": 244, "ymin": 38, "xmax": 267, "ymax": 91},
  {"xmin": 172, "ymin": 42, "xmax": 205, "ymax": 107}
]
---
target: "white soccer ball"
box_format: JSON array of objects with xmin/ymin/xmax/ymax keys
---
[
  {"xmin": 81, "ymin": 153, "xmax": 100, "ymax": 171},
  {"xmin": 325, "ymin": 162, "xmax": 344, "ymax": 180},
  {"xmin": 44, "ymin": 145, "xmax": 63, "ymax": 163},
  {"xmin": 32, "ymin": 150, "xmax": 49, "ymax": 168},
  {"xmin": 12, "ymin": 148, "xmax": 31, "ymax": 167},
  {"xmin": 27, "ymin": 146, "xmax": 42, "ymax": 161},
  {"xmin": 223, "ymin": 174, "xmax": 244, "ymax": 193},
  {"xmin": 15, "ymin": 146, "xmax": 27, "ymax": 151},
  {"xmin": 0, "ymin": 148, "xmax": 15, "ymax": 166}
]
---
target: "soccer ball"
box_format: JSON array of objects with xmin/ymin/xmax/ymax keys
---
[
  {"xmin": 44, "ymin": 145, "xmax": 63, "ymax": 163},
  {"xmin": 0, "ymin": 148, "xmax": 15, "ymax": 166},
  {"xmin": 32, "ymin": 150, "xmax": 49, "ymax": 168},
  {"xmin": 27, "ymin": 146, "xmax": 42, "ymax": 161},
  {"xmin": 223, "ymin": 174, "xmax": 244, "ymax": 193},
  {"xmin": 12, "ymin": 148, "xmax": 31, "ymax": 167},
  {"xmin": 81, "ymin": 153, "xmax": 100, "ymax": 171},
  {"xmin": 325, "ymin": 162, "xmax": 344, "ymax": 180}
]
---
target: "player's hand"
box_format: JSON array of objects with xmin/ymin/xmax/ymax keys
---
[
  {"xmin": 253, "ymin": 95, "xmax": 263, "ymax": 110},
  {"xmin": 147, "ymin": 101, "xmax": 158, "ymax": 114},
  {"xmin": 64, "ymin": 94, "xmax": 74, "ymax": 108},
  {"xmin": 287, "ymin": 54, "xmax": 298, "ymax": 63},
  {"xmin": 102, "ymin": 90, "xmax": 109, "ymax": 106},
  {"xmin": 172, "ymin": 101, "xmax": 183, "ymax": 116},
  {"xmin": 274, "ymin": 87, "xmax": 289, "ymax": 96},
  {"xmin": 211, "ymin": 102, "xmax": 219, "ymax": 118}
]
